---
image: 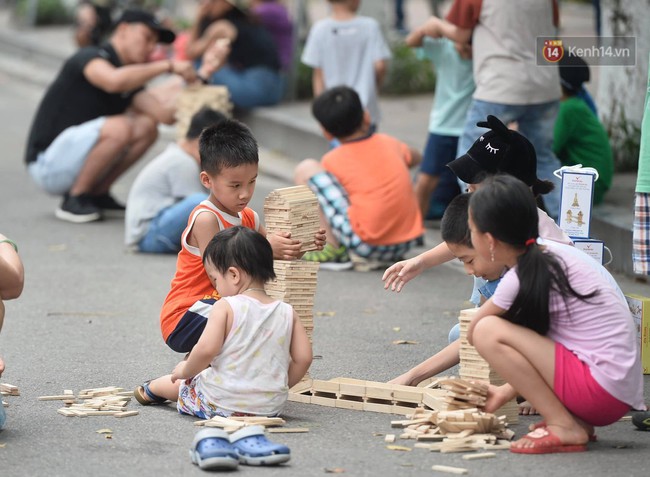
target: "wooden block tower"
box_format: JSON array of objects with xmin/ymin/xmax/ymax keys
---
[
  {"xmin": 263, "ymin": 185, "xmax": 321, "ymax": 253},
  {"xmin": 175, "ymin": 84, "xmax": 232, "ymax": 140},
  {"xmin": 263, "ymin": 185, "xmax": 321, "ymax": 343},
  {"xmin": 458, "ymin": 308, "xmax": 519, "ymax": 423},
  {"xmin": 265, "ymin": 260, "xmax": 319, "ymax": 342}
]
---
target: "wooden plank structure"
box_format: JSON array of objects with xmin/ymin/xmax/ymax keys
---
[
  {"xmin": 458, "ymin": 308, "xmax": 519, "ymax": 423},
  {"xmin": 289, "ymin": 377, "xmax": 449, "ymax": 415},
  {"xmin": 264, "ymin": 185, "xmax": 321, "ymax": 253},
  {"xmin": 175, "ymin": 84, "xmax": 232, "ymax": 139}
]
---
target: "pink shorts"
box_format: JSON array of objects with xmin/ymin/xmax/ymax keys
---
[{"xmin": 554, "ymin": 343, "xmax": 629, "ymax": 426}]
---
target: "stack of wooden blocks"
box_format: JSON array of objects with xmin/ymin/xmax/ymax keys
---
[
  {"xmin": 175, "ymin": 85, "xmax": 232, "ymax": 139},
  {"xmin": 263, "ymin": 186, "xmax": 321, "ymax": 253},
  {"xmin": 265, "ymin": 260, "xmax": 319, "ymax": 342},
  {"xmin": 458, "ymin": 309, "xmax": 518, "ymax": 423},
  {"xmin": 263, "ymin": 185, "xmax": 321, "ymax": 343}
]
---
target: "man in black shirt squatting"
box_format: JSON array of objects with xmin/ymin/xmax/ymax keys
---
[{"xmin": 24, "ymin": 9, "xmax": 219, "ymax": 223}]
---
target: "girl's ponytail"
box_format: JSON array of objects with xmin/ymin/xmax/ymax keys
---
[{"xmin": 470, "ymin": 175, "xmax": 597, "ymax": 335}]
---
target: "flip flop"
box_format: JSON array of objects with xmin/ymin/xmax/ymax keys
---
[
  {"xmin": 530, "ymin": 420, "xmax": 597, "ymax": 442},
  {"xmin": 511, "ymin": 427, "xmax": 588, "ymax": 454},
  {"xmin": 133, "ymin": 381, "xmax": 167, "ymax": 406},
  {"xmin": 190, "ymin": 428, "xmax": 239, "ymax": 470},
  {"xmin": 229, "ymin": 425, "xmax": 291, "ymax": 466}
]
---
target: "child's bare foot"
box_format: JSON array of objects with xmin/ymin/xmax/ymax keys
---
[{"xmin": 518, "ymin": 400, "xmax": 539, "ymax": 415}]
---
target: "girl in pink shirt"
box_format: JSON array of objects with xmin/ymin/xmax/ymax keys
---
[{"xmin": 467, "ymin": 174, "xmax": 644, "ymax": 455}]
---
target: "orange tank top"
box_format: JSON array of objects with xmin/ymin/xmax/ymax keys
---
[{"xmin": 160, "ymin": 201, "xmax": 259, "ymax": 341}]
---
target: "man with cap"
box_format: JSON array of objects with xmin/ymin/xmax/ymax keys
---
[{"xmin": 24, "ymin": 9, "xmax": 217, "ymax": 223}]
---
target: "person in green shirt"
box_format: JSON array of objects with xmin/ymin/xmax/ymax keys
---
[{"xmin": 554, "ymin": 55, "xmax": 613, "ymax": 205}]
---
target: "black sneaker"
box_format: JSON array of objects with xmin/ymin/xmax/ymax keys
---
[
  {"xmin": 55, "ymin": 194, "xmax": 102, "ymax": 223},
  {"xmin": 91, "ymin": 193, "xmax": 126, "ymax": 218}
]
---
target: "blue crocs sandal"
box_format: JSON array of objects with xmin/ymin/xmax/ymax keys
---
[
  {"xmin": 229, "ymin": 425, "xmax": 291, "ymax": 466},
  {"xmin": 190, "ymin": 428, "xmax": 239, "ymax": 470},
  {"xmin": 133, "ymin": 381, "xmax": 167, "ymax": 406}
]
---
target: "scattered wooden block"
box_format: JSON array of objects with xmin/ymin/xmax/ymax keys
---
[
  {"xmin": 267, "ymin": 428, "xmax": 309, "ymax": 434},
  {"xmin": 384, "ymin": 434, "xmax": 396, "ymax": 443},
  {"xmin": 114, "ymin": 410, "xmax": 139, "ymax": 418},
  {"xmin": 462, "ymin": 452, "xmax": 496, "ymax": 460},
  {"xmin": 431, "ymin": 464, "xmax": 468, "ymax": 475},
  {"xmin": 39, "ymin": 394, "xmax": 79, "ymax": 401}
]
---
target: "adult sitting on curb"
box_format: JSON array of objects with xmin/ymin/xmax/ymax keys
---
[
  {"xmin": 24, "ymin": 9, "xmax": 221, "ymax": 224},
  {"xmin": 185, "ymin": 0, "xmax": 284, "ymax": 109}
]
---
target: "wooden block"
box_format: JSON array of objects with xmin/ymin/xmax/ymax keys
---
[
  {"xmin": 114, "ymin": 410, "xmax": 140, "ymax": 418},
  {"xmin": 431, "ymin": 465, "xmax": 468, "ymax": 475},
  {"xmin": 310, "ymin": 395, "xmax": 337, "ymax": 407},
  {"xmin": 39, "ymin": 394, "xmax": 79, "ymax": 401},
  {"xmin": 338, "ymin": 382, "xmax": 366, "ymax": 397},
  {"xmin": 311, "ymin": 380, "xmax": 339, "ymax": 393},
  {"xmin": 57, "ymin": 408, "xmax": 77, "ymax": 417},
  {"xmin": 462, "ymin": 452, "xmax": 496, "ymax": 460},
  {"xmin": 202, "ymin": 415, "xmax": 247, "ymax": 429},
  {"xmin": 267, "ymin": 428, "xmax": 309, "ymax": 433},
  {"xmin": 362, "ymin": 401, "xmax": 396, "ymax": 414},
  {"xmin": 336, "ymin": 396, "xmax": 364, "ymax": 411},
  {"xmin": 384, "ymin": 434, "xmax": 396, "ymax": 443},
  {"xmin": 288, "ymin": 392, "xmax": 312, "ymax": 404}
]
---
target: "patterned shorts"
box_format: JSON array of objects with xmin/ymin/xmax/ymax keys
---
[
  {"xmin": 307, "ymin": 171, "xmax": 417, "ymax": 261},
  {"xmin": 177, "ymin": 376, "xmax": 233, "ymax": 419},
  {"xmin": 633, "ymin": 193, "xmax": 650, "ymax": 275}
]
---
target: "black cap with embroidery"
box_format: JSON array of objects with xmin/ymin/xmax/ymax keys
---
[{"xmin": 115, "ymin": 9, "xmax": 176, "ymax": 44}]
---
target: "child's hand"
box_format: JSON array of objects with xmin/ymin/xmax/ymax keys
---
[
  {"xmin": 382, "ymin": 256, "xmax": 424, "ymax": 292},
  {"xmin": 0, "ymin": 355, "xmax": 4, "ymax": 378},
  {"xmin": 313, "ymin": 229, "xmax": 326, "ymax": 251},
  {"xmin": 268, "ymin": 231, "xmax": 302, "ymax": 260},
  {"xmin": 483, "ymin": 384, "xmax": 517, "ymax": 414},
  {"xmin": 171, "ymin": 361, "xmax": 187, "ymax": 383}
]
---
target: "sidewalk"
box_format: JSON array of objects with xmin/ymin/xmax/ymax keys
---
[{"xmin": 0, "ymin": 2, "xmax": 640, "ymax": 276}]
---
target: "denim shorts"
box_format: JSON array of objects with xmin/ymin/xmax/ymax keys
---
[
  {"xmin": 420, "ymin": 132, "xmax": 459, "ymax": 176},
  {"xmin": 28, "ymin": 116, "xmax": 106, "ymax": 195},
  {"xmin": 307, "ymin": 171, "xmax": 417, "ymax": 260}
]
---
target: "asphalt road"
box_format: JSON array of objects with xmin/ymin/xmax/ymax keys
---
[{"xmin": 0, "ymin": 72, "xmax": 649, "ymax": 477}]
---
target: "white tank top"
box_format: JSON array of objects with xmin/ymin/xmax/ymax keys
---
[{"xmin": 195, "ymin": 294, "xmax": 294, "ymax": 416}]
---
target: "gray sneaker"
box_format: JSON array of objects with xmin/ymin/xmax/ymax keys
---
[{"xmin": 55, "ymin": 194, "xmax": 102, "ymax": 223}]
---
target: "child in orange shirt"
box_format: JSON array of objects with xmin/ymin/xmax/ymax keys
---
[
  {"xmin": 294, "ymin": 86, "xmax": 424, "ymax": 271},
  {"xmin": 161, "ymin": 119, "xmax": 325, "ymax": 353}
]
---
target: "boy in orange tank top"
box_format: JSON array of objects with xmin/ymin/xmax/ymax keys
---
[{"xmin": 161, "ymin": 119, "xmax": 325, "ymax": 353}]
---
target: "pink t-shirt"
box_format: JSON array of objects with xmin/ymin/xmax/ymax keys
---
[
  {"xmin": 491, "ymin": 242, "xmax": 644, "ymax": 409},
  {"xmin": 537, "ymin": 208, "xmax": 572, "ymax": 246}
]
